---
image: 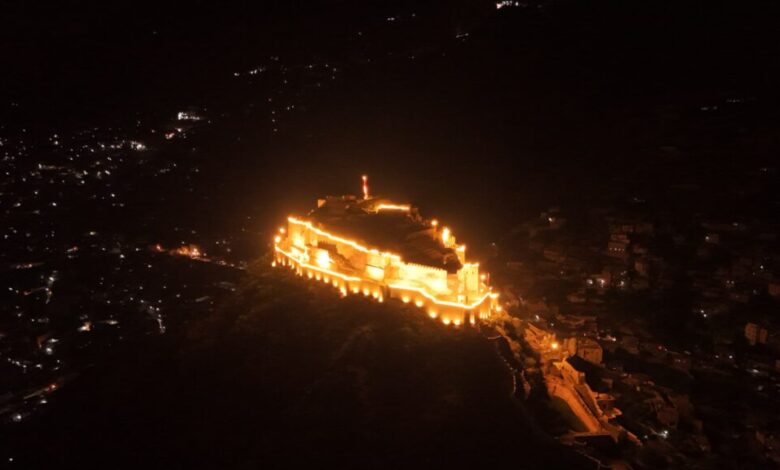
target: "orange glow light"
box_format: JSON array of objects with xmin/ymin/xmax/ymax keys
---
[
  {"xmin": 362, "ymin": 175, "xmax": 369, "ymax": 200},
  {"xmin": 376, "ymin": 203, "xmax": 410, "ymax": 211},
  {"xmin": 389, "ymin": 283, "xmax": 493, "ymax": 310},
  {"xmin": 287, "ymin": 217, "xmax": 401, "ymax": 262}
]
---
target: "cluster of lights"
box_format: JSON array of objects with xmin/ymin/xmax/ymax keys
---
[
  {"xmin": 387, "ymin": 282, "xmax": 495, "ymax": 311},
  {"xmin": 496, "ymin": 1, "xmax": 520, "ymax": 9}
]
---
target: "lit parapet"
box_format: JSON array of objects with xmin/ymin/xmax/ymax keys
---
[
  {"xmin": 388, "ymin": 283, "xmax": 493, "ymax": 310},
  {"xmin": 275, "ymin": 246, "xmax": 361, "ymax": 282},
  {"xmin": 287, "ymin": 217, "xmax": 402, "ymax": 262},
  {"xmin": 375, "ymin": 203, "xmax": 410, "ymax": 212}
]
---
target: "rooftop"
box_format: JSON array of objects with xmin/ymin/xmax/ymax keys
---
[{"xmin": 307, "ymin": 196, "xmax": 462, "ymax": 272}]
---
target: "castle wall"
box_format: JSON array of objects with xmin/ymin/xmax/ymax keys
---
[
  {"xmin": 279, "ymin": 216, "xmax": 496, "ymax": 326},
  {"xmin": 396, "ymin": 262, "xmax": 449, "ymax": 295}
]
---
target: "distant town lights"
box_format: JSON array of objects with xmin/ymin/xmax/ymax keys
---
[{"xmin": 496, "ymin": 1, "xmax": 520, "ymax": 9}]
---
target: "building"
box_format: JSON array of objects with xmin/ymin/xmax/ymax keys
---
[
  {"xmin": 745, "ymin": 322, "xmax": 768, "ymax": 346},
  {"xmin": 565, "ymin": 337, "xmax": 604, "ymax": 364},
  {"xmin": 272, "ymin": 181, "xmax": 498, "ymax": 326}
]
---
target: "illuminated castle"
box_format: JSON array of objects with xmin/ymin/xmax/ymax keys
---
[{"xmin": 272, "ymin": 176, "xmax": 499, "ymax": 326}]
